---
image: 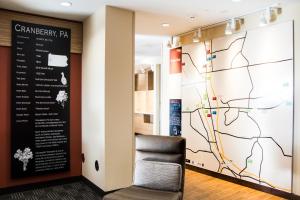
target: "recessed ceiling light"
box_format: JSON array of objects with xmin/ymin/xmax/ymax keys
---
[
  {"xmin": 60, "ymin": 1, "xmax": 72, "ymax": 7},
  {"xmin": 161, "ymin": 23, "xmax": 170, "ymax": 27}
]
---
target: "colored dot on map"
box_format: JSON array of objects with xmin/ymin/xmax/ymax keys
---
[
  {"xmin": 282, "ymin": 82, "xmax": 289, "ymax": 87},
  {"xmin": 286, "ymin": 101, "xmax": 292, "ymax": 106},
  {"xmin": 212, "ymin": 55, "xmax": 217, "ymax": 59},
  {"xmin": 212, "ymin": 97, "xmax": 217, "ymax": 100},
  {"xmin": 207, "ymin": 114, "xmax": 212, "ymax": 117},
  {"xmin": 206, "ymin": 49, "xmax": 211, "ymax": 54},
  {"xmin": 212, "ymin": 111, "xmax": 217, "ymax": 115}
]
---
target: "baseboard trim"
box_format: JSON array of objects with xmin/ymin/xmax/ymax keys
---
[
  {"xmin": 186, "ymin": 164, "xmax": 293, "ymax": 199},
  {"xmin": 81, "ymin": 176, "xmax": 106, "ymax": 196},
  {"xmin": 0, "ymin": 176, "xmax": 81, "ymax": 195},
  {"xmin": 292, "ymin": 194, "xmax": 300, "ymax": 200}
]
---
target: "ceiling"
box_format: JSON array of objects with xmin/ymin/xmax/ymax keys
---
[
  {"xmin": 0, "ymin": 0, "xmax": 297, "ymax": 66},
  {"xmin": 135, "ymin": 35, "xmax": 168, "ymax": 66},
  {"xmin": 0, "ymin": 0, "xmax": 298, "ymax": 36}
]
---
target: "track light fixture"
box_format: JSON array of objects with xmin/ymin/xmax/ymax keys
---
[
  {"xmin": 173, "ymin": 36, "xmax": 181, "ymax": 47},
  {"xmin": 225, "ymin": 18, "xmax": 236, "ymax": 35},
  {"xmin": 167, "ymin": 36, "xmax": 182, "ymax": 48},
  {"xmin": 193, "ymin": 28, "xmax": 202, "ymax": 43},
  {"xmin": 225, "ymin": 18, "xmax": 244, "ymax": 35},
  {"xmin": 225, "ymin": 21, "xmax": 232, "ymax": 35},
  {"xmin": 260, "ymin": 6, "xmax": 282, "ymax": 27},
  {"xmin": 167, "ymin": 39, "xmax": 172, "ymax": 48}
]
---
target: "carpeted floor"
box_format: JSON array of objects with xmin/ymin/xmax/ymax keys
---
[{"xmin": 0, "ymin": 181, "xmax": 102, "ymax": 200}]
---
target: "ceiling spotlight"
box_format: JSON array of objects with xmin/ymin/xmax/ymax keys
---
[
  {"xmin": 189, "ymin": 16, "xmax": 196, "ymax": 20},
  {"xmin": 224, "ymin": 18, "xmax": 244, "ymax": 35},
  {"xmin": 259, "ymin": 11, "xmax": 268, "ymax": 27},
  {"xmin": 225, "ymin": 22, "xmax": 232, "ymax": 35},
  {"xmin": 60, "ymin": 1, "xmax": 72, "ymax": 7},
  {"xmin": 161, "ymin": 23, "xmax": 170, "ymax": 27},
  {"xmin": 173, "ymin": 36, "xmax": 181, "ymax": 47},
  {"xmin": 230, "ymin": 18, "xmax": 237, "ymax": 30},
  {"xmin": 225, "ymin": 19, "xmax": 236, "ymax": 35},
  {"xmin": 192, "ymin": 28, "xmax": 202, "ymax": 43},
  {"xmin": 260, "ymin": 7, "xmax": 281, "ymax": 27}
]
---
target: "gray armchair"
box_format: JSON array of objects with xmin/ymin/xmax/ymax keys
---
[{"xmin": 103, "ymin": 134, "xmax": 186, "ymax": 200}]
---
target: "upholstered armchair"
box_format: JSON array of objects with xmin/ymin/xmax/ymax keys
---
[{"xmin": 103, "ymin": 133, "xmax": 186, "ymax": 200}]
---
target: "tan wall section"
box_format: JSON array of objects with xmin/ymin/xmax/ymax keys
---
[
  {"xmin": 0, "ymin": 9, "xmax": 82, "ymax": 53},
  {"xmin": 178, "ymin": 2, "xmax": 300, "ymax": 195},
  {"xmin": 105, "ymin": 6, "xmax": 134, "ymax": 190}
]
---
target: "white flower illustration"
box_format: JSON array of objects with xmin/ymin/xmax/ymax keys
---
[
  {"xmin": 14, "ymin": 147, "xmax": 33, "ymax": 171},
  {"xmin": 56, "ymin": 90, "xmax": 68, "ymax": 108}
]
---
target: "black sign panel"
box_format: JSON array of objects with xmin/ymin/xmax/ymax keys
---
[
  {"xmin": 170, "ymin": 99, "xmax": 182, "ymax": 136},
  {"xmin": 11, "ymin": 21, "xmax": 71, "ymax": 178}
]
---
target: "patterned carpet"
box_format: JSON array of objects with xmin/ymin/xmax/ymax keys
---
[{"xmin": 0, "ymin": 181, "xmax": 103, "ymax": 200}]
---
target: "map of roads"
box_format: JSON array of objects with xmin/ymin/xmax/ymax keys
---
[{"xmin": 181, "ymin": 21, "xmax": 293, "ymax": 192}]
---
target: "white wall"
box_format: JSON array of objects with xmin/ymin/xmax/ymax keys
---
[
  {"xmin": 160, "ymin": 1, "xmax": 300, "ymax": 195},
  {"xmin": 82, "ymin": 5, "xmax": 106, "ymax": 189},
  {"xmin": 160, "ymin": 40, "xmax": 170, "ymax": 136},
  {"xmin": 82, "ymin": 6, "xmax": 134, "ymax": 192}
]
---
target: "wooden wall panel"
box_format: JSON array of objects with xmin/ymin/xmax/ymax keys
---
[
  {"xmin": 180, "ymin": 24, "xmax": 227, "ymax": 46},
  {"xmin": 0, "ymin": 9, "xmax": 82, "ymax": 53}
]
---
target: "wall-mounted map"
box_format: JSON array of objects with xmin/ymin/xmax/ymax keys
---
[{"xmin": 182, "ymin": 21, "xmax": 294, "ymax": 192}]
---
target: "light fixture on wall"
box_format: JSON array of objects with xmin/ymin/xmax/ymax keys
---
[
  {"xmin": 225, "ymin": 18, "xmax": 235, "ymax": 35},
  {"xmin": 225, "ymin": 18, "xmax": 244, "ymax": 35},
  {"xmin": 225, "ymin": 22, "xmax": 232, "ymax": 35},
  {"xmin": 173, "ymin": 36, "xmax": 181, "ymax": 47},
  {"xmin": 167, "ymin": 38, "xmax": 173, "ymax": 48},
  {"xmin": 260, "ymin": 6, "xmax": 282, "ymax": 27},
  {"xmin": 192, "ymin": 28, "xmax": 202, "ymax": 43}
]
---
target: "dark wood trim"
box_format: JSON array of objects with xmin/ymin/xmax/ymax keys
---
[
  {"xmin": 0, "ymin": 176, "xmax": 81, "ymax": 195},
  {"xmin": 292, "ymin": 194, "xmax": 300, "ymax": 200},
  {"xmin": 0, "ymin": 8, "xmax": 83, "ymax": 24},
  {"xmin": 186, "ymin": 164, "xmax": 293, "ymax": 199}
]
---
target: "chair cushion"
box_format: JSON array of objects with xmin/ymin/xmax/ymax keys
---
[
  {"xmin": 103, "ymin": 186, "xmax": 182, "ymax": 200},
  {"xmin": 133, "ymin": 160, "xmax": 182, "ymax": 192}
]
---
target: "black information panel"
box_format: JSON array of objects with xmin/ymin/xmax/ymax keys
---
[
  {"xmin": 170, "ymin": 99, "xmax": 182, "ymax": 136},
  {"xmin": 11, "ymin": 21, "xmax": 71, "ymax": 178}
]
